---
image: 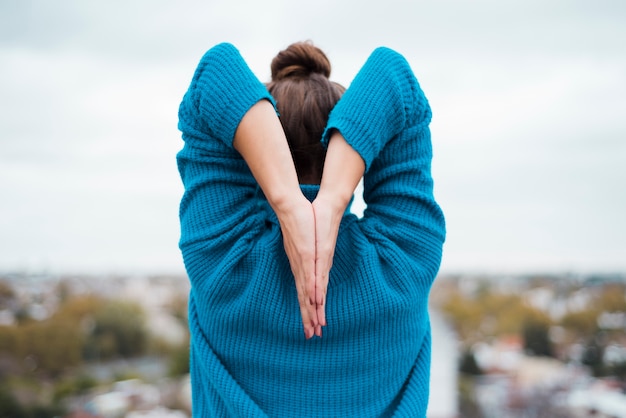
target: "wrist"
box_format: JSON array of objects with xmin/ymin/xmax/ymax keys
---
[
  {"xmin": 314, "ymin": 188, "xmax": 352, "ymax": 217},
  {"xmin": 269, "ymin": 190, "xmax": 309, "ymax": 220}
]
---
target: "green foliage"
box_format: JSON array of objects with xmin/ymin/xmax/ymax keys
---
[
  {"xmin": 168, "ymin": 343, "xmax": 190, "ymax": 377},
  {"xmin": 582, "ymin": 334, "xmax": 605, "ymax": 376},
  {"xmin": 52, "ymin": 374, "xmax": 98, "ymax": 403},
  {"xmin": 459, "ymin": 349, "xmax": 482, "ymax": 376},
  {"xmin": 560, "ymin": 309, "xmax": 599, "ymax": 337},
  {"xmin": 607, "ymin": 361, "xmax": 626, "ymax": 382},
  {"xmin": 25, "ymin": 404, "xmax": 66, "ymax": 418},
  {"xmin": 0, "ymin": 383, "xmax": 65, "ymax": 418},
  {"xmin": 1, "ymin": 294, "xmax": 149, "ymax": 378},
  {"xmin": 0, "ymin": 293, "xmax": 151, "ymax": 415},
  {"xmin": 522, "ymin": 319, "xmax": 554, "ymax": 357},
  {"xmin": 438, "ymin": 285, "xmax": 553, "ymax": 344},
  {"xmin": 0, "ymin": 281, "xmax": 15, "ymax": 306},
  {"xmin": 86, "ymin": 300, "xmax": 147, "ymax": 359},
  {"xmin": 0, "ymin": 384, "xmax": 22, "ymax": 418},
  {"xmin": 167, "ymin": 295, "xmax": 189, "ymax": 327},
  {"xmin": 14, "ymin": 320, "xmax": 83, "ymax": 376},
  {"xmin": 0, "ymin": 326, "xmax": 17, "ymax": 354},
  {"xmin": 559, "ymin": 284, "xmax": 626, "ymax": 340},
  {"xmin": 457, "ymin": 376, "xmax": 483, "ymax": 418},
  {"xmin": 53, "ymin": 294, "xmax": 103, "ymax": 320},
  {"xmin": 54, "ymin": 280, "xmax": 72, "ymax": 304},
  {"xmin": 13, "ymin": 307, "xmax": 31, "ymax": 324},
  {"xmin": 597, "ymin": 284, "xmax": 626, "ymax": 311}
]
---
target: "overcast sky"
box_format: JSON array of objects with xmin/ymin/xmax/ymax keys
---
[{"xmin": 1, "ymin": 0, "xmax": 625, "ymax": 275}]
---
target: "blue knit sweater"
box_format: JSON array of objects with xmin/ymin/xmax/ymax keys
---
[{"xmin": 177, "ymin": 43, "xmax": 445, "ymax": 417}]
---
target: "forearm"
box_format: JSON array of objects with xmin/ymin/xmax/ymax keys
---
[
  {"xmin": 317, "ymin": 130, "xmax": 365, "ymax": 212},
  {"xmin": 233, "ymin": 99, "xmax": 304, "ymax": 213},
  {"xmin": 310, "ymin": 131, "xmax": 364, "ymax": 335},
  {"xmin": 234, "ymin": 99, "xmax": 319, "ymax": 338},
  {"xmin": 322, "ymin": 47, "xmax": 429, "ymax": 172}
]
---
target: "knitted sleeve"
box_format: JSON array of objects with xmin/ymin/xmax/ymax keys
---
[
  {"xmin": 178, "ymin": 43, "xmax": 275, "ymax": 150},
  {"xmin": 323, "ymin": 47, "xmax": 446, "ymax": 276},
  {"xmin": 176, "ymin": 43, "xmax": 274, "ymax": 289}
]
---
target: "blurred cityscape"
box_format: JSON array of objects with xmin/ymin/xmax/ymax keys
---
[
  {"xmin": 0, "ymin": 273, "xmax": 191, "ymax": 418},
  {"xmin": 1, "ymin": 271, "xmax": 625, "ymax": 417},
  {"xmin": 431, "ymin": 272, "xmax": 626, "ymax": 418}
]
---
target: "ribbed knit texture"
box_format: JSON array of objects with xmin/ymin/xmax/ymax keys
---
[{"xmin": 177, "ymin": 43, "xmax": 445, "ymax": 417}]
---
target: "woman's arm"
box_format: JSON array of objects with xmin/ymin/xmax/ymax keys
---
[
  {"xmin": 319, "ymin": 47, "xmax": 445, "ymax": 284},
  {"xmin": 313, "ymin": 131, "xmax": 365, "ymax": 328},
  {"xmin": 177, "ymin": 43, "xmax": 320, "ymax": 338},
  {"xmin": 177, "ymin": 43, "xmax": 275, "ymax": 289},
  {"xmin": 233, "ymin": 100, "xmax": 319, "ymax": 339}
]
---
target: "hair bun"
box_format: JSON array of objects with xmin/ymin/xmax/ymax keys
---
[{"xmin": 271, "ymin": 41, "xmax": 331, "ymax": 81}]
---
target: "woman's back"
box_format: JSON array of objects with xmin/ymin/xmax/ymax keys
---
[{"xmin": 177, "ymin": 42, "xmax": 445, "ymax": 417}]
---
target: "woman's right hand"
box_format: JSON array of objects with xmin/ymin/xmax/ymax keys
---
[
  {"xmin": 234, "ymin": 100, "xmax": 321, "ymax": 339},
  {"xmin": 274, "ymin": 195, "xmax": 319, "ymax": 339}
]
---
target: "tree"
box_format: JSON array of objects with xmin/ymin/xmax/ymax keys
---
[
  {"xmin": 168, "ymin": 343, "xmax": 190, "ymax": 377},
  {"xmin": 0, "ymin": 384, "xmax": 22, "ymax": 418},
  {"xmin": 522, "ymin": 319, "xmax": 554, "ymax": 357},
  {"xmin": 86, "ymin": 300, "xmax": 147, "ymax": 359},
  {"xmin": 582, "ymin": 333, "xmax": 606, "ymax": 376},
  {"xmin": 0, "ymin": 281, "xmax": 14, "ymax": 308},
  {"xmin": 459, "ymin": 349, "xmax": 483, "ymax": 376},
  {"xmin": 52, "ymin": 296, "xmax": 148, "ymax": 361},
  {"xmin": 560, "ymin": 309, "xmax": 598, "ymax": 338},
  {"xmin": 15, "ymin": 320, "xmax": 83, "ymax": 376}
]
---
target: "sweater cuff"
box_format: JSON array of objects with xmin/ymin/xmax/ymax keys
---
[
  {"xmin": 185, "ymin": 43, "xmax": 275, "ymax": 148},
  {"xmin": 322, "ymin": 117, "xmax": 378, "ymax": 172},
  {"xmin": 320, "ymin": 47, "xmax": 414, "ymax": 172}
]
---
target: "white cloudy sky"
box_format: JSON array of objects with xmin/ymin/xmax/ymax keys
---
[{"xmin": 1, "ymin": 0, "xmax": 625, "ymax": 275}]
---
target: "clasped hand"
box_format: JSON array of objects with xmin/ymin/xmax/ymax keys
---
[
  {"xmin": 232, "ymin": 102, "xmax": 362, "ymax": 339},
  {"xmin": 276, "ymin": 193, "xmax": 343, "ymax": 339}
]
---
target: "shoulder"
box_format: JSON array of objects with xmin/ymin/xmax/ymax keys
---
[
  {"xmin": 370, "ymin": 46, "xmax": 409, "ymax": 62},
  {"xmin": 200, "ymin": 42, "xmax": 241, "ymax": 61},
  {"xmin": 362, "ymin": 46, "xmax": 413, "ymax": 74},
  {"xmin": 192, "ymin": 42, "xmax": 245, "ymax": 81}
]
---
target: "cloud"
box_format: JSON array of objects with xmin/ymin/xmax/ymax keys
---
[{"xmin": 1, "ymin": 0, "xmax": 625, "ymax": 273}]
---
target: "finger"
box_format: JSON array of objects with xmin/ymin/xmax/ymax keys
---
[
  {"xmin": 293, "ymin": 276, "xmax": 316, "ymax": 339},
  {"xmin": 305, "ymin": 324, "xmax": 315, "ymax": 339},
  {"xmin": 284, "ymin": 238, "xmax": 317, "ymax": 336},
  {"xmin": 297, "ymin": 291, "xmax": 316, "ymax": 339},
  {"xmin": 301, "ymin": 254, "xmax": 318, "ymax": 329},
  {"xmin": 305, "ymin": 264, "xmax": 317, "ymax": 307},
  {"xmin": 314, "ymin": 270, "xmax": 328, "ymax": 327},
  {"xmin": 315, "ymin": 248, "xmax": 331, "ymax": 325},
  {"xmin": 316, "ymin": 297, "xmax": 326, "ymax": 328},
  {"xmin": 315, "ymin": 266, "xmax": 330, "ymax": 306}
]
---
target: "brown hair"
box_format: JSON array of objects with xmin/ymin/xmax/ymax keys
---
[{"xmin": 267, "ymin": 41, "xmax": 345, "ymax": 184}]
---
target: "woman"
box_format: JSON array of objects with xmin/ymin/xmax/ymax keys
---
[{"xmin": 177, "ymin": 41, "xmax": 445, "ymax": 417}]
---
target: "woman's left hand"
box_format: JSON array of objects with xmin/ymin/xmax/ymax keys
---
[{"xmin": 311, "ymin": 194, "xmax": 344, "ymax": 336}]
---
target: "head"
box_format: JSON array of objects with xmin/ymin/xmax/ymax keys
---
[{"xmin": 267, "ymin": 41, "xmax": 345, "ymax": 184}]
